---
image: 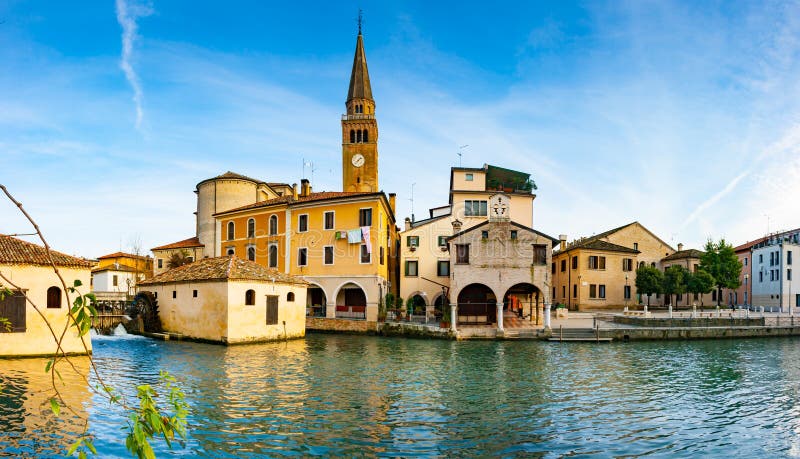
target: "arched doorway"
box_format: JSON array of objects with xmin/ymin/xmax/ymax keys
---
[
  {"xmin": 407, "ymin": 293, "xmax": 427, "ymax": 317},
  {"xmin": 433, "ymin": 293, "xmax": 449, "ymax": 320},
  {"xmin": 307, "ymin": 284, "xmax": 327, "ymax": 317},
  {"xmin": 336, "ymin": 283, "xmax": 367, "ymax": 320},
  {"xmin": 503, "ymin": 283, "xmax": 542, "ymax": 325},
  {"xmin": 457, "ymin": 283, "xmax": 496, "ymax": 325}
]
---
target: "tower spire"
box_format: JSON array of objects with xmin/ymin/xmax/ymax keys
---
[{"xmin": 347, "ymin": 14, "xmax": 372, "ymax": 103}]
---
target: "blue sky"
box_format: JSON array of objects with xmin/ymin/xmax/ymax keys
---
[{"xmin": 2, "ymin": 0, "xmax": 800, "ymax": 258}]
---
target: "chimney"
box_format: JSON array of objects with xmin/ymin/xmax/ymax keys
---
[
  {"xmin": 404, "ymin": 217, "xmax": 412, "ymax": 231},
  {"xmin": 292, "ymin": 183, "xmax": 298, "ymax": 200},
  {"xmin": 559, "ymin": 234, "xmax": 568, "ymax": 249},
  {"xmin": 300, "ymin": 179, "xmax": 311, "ymax": 197},
  {"xmin": 451, "ymin": 219, "xmax": 463, "ymax": 235},
  {"xmin": 389, "ymin": 193, "xmax": 396, "ymax": 213},
  {"xmin": 678, "ymin": 243, "xmax": 684, "ymax": 251}
]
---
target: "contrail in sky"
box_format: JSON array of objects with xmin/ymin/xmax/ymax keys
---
[{"xmin": 115, "ymin": 0, "xmax": 151, "ymax": 131}]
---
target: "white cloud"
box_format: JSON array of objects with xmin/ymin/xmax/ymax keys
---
[{"xmin": 115, "ymin": 0, "xmax": 152, "ymax": 131}]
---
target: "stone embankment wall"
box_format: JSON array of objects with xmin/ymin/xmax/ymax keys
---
[
  {"xmin": 602, "ymin": 326, "xmax": 800, "ymax": 341},
  {"xmin": 379, "ymin": 322, "xmax": 454, "ymax": 339},
  {"xmin": 306, "ymin": 317, "xmax": 378, "ymax": 334},
  {"xmin": 609, "ymin": 316, "xmax": 765, "ymax": 328}
]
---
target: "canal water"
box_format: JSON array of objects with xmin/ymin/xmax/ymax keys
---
[{"xmin": 3, "ymin": 334, "xmax": 800, "ymax": 457}]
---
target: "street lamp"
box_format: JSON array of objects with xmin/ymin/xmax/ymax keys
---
[{"xmin": 624, "ymin": 274, "xmax": 629, "ymax": 312}]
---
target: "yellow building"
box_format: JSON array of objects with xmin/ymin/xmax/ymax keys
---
[
  {"xmin": 0, "ymin": 234, "xmax": 92, "ymax": 357},
  {"xmin": 138, "ymin": 256, "xmax": 308, "ymax": 344},
  {"xmin": 150, "ymin": 29, "xmax": 399, "ymax": 322},
  {"xmin": 399, "ymin": 164, "xmax": 536, "ymax": 318},
  {"xmin": 552, "ymin": 222, "xmax": 675, "ymax": 310}
]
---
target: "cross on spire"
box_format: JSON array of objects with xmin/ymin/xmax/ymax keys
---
[{"xmin": 358, "ymin": 9, "xmax": 363, "ymax": 35}]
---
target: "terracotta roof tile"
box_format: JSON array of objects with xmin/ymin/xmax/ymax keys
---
[
  {"xmin": 662, "ymin": 249, "xmax": 705, "ymax": 261},
  {"xmin": 0, "ymin": 234, "xmax": 92, "ymax": 268},
  {"xmin": 138, "ymin": 256, "xmax": 307, "ymax": 285},
  {"xmin": 97, "ymin": 251, "xmax": 151, "ymax": 260},
  {"xmin": 214, "ymin": 191, "xmax": 377, "ymax": 216},
  {"xmin": 151, "ymin": 237, "xmax": 204, "ymax": 251}
]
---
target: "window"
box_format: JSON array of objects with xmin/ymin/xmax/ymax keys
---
[
  {"xmin": 759, "ymin": 254, "xmax": 763, "ymax": 263},
  {"xmin": 247, "ymin": 246, "xmax": 256, "ymax": 261},
  {"xmin": 359, "ymin": 208, "xmax": 372, "ymax": 226},
  {"xmin": 588, "ymin": 256, "xmax": 606, "ymax": 270},
  {"xmin": 247, "ymin": 218, "xmax": 255, "ymax": 238},
  {"xmin": 456, "ymin": 244, "xmax": 470, "ymax": 264},
  {"xmin": 551, "ymin": 262, "xmax": 556, "ymax": 274},
  {"xmin": 360, "ymin": 244, "xmax": 371, "ymax": 263},
  {"xmin": 245, "ymin": 289, "xmax": 256, "ymax": 306},
  {"xmin": 533, "ymin": 244, "xmax": 547, "ymax": 265},
  {"xmin": 380, "ymin": 246, "xmax": 385, "ymax": 265},
  {"xmin": 599, "ymin": 285, "xmax": 606, "ymax": 299},
  {"xmin": 437, "ymin": 260, "xmax": 450, "ymax": 277},
  {"xmin": 46, "ymin": 286, "xmax": 61, "ymax": 308},
  {"xmin": 357, "ymin": 130, "xmax": 362, "ymax": 142},
  {"xmin": 561, "ymin": 259, "xmax": 566, "ymax": 272},
  {"xmin": 0, "ymin": 289, "xmax": 26, "ymax": 332},
  {"xmin": 227, "ymin": 221, "xmax": 235, "ymax": 240},
  {"xmin": 193, "ymin": 290, "xmax": 198, "ymax": 298},
  {"xmin": 172, "ymin": 290, "xmax": 177, "ymax": 299},
  {"xmin": 633, "ymin": 243, "xmax": 638, "ymax": 250},
  {"xmin": 266, "ymin": 296, "xmax": 279, "ymax": 325},
  {"xmin": 269, "ymin": 215, "xmax": 279, "ymax": 235},
  {"xmin": 624, "ymin": 285, "xmax": 631, "ymax": 300},
  {"xmin": 268, "ymin": 244, "xmax": 278, "ymax": 268},
  {"xmin": 589, "ymin": 284, "xmax": 597, "ymax": 299},
  {"xmin": 405, "ymin": 260, "xmax": 419, "ymax": 277},
  {"xmin": 157, "ymin": 258, "xmax": 163, "ymax": 269},
  {"xmin": 481, "ymin": 230, "xmax": 489, "ymax": 239},
  {"xmin": 789, "ymin": 251, "xmax": 793, "ymax": 265},
  {"xmin": 712, "ymin": 290, "xmax": 717, "ymax": 301},
  {"xmin": 227, "ymin": 247, "xmax": 235, "ymax": 256},
  {"xmin": 287, "ymin": 292, "xmax": 295, "ymax": 302},
  {"xmin": 324, "ymin": 211, "xmax": 335, "ymax": 230},
  {"xmin": 324, "ymin": 246, "xmax": 334, "ymax": 265},
  {"xmin": 571, "ymin": 256, "xmax": 578, "ymax": 270},
  {"xmin": 562, "ymin": 286, "xmax": 566, "ymax": 298},
  {"xmin": 363, "ymin": 130, "xmax": 369, "ymax": 142},
  {"xmin": 622, "ymin": 258, "xmax": 633, "ymax": 271},
  {"xmin": 350, "ymin": 130, "xmax": 355, "ymax": 143},
  {"xmin": 465, "ymin": 173, "xmax": 473, "ymax": 181},
  {"xmin": 511, "ymin": 230, "xmax": 518, "ymax": 240},
  {"xmin": 651, "ymin": 262, "xmax": 656, "ymax": 268},
  {"xmin": 573, "ymin": 284, "xmax": 577, "ymax": 298},
  {"xmin": 298, "ymin": 248, "xmax": 308, "ymax": 266},
  {"xmin": 464, "ymin": 200, "xmax": 488, "ymax": 216},
  {"xmin": 407, "ymin": 236, "xmax": 419, "ymax": 247},
  {"xmin": 789, "ymin": 269, "xmax": 793, "ymax": 281},
  {"xmin": 759, "ymin": 271, "xmax": 763, "ymax": 282},
  {"xmin": 438, "ymin": 236, "xmax": 448, "ymax": 247},
  {"xmin": 113, "ymin": 275, "xmax": 118, "ymax": 287},
  {"xmin": 298, "ymin": 214, "xmax": 308, "ymax": 232},
  {"xmin": 744, "ymin": 257, "xmax": 748, "ymax": 266}
]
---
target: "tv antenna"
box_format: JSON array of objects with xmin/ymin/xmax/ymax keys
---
[
  {"xmin": 458, "ymin": 144, "xmax": 469, "ymax": 167},
  {"xmin": 409, "ymin": 182, "xmax": 416, "ymax": 222}
]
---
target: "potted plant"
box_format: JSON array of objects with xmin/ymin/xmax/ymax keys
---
[
  {"xmin": 395, "ymin": 297, "xmax": 405, "ymax": 320},
  {"xmin": 440, "ymin": 306, "xmax": 451, "ymax": 329},
  {"xmin": 405, "ymin": 297, "xmax": 416, "ymax": 321}
]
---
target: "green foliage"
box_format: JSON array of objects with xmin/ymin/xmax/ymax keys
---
[
  {"xmin": 700, "ymin": 239, "xmax": 743, "ymax": 305},
  {"xmin": 125, "ymin": 371, "xmax": 189, "ymax": 459},
  {"xmin": 687, "ymin": 269, "xmax": 715, "ymax": 306},
  {"xmin": 67, "ymin": 285, "xmax": 98, "ymax": 337},
  {"xmin": 167, "ymin": 250, "xmax": 193, "ymax": 269},
  {"xmin": 635, "ymin": 265, "xmax": 664, "ymax": 306},
  {"xmin": 0, "ymin": 286, "xmax": 11, "ymax": 332},
  {"xmin": 442, "ymin": 305, "xmax": 451, "ymax": 323},
  {"xmin": 663, "ymin": 265, "xmax": 689, "ymax": 307}
]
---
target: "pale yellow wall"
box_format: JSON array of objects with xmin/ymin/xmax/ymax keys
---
[
  {"xmin": 148, "ymin": 281, "xmax": 229, "ymax": 342},
  {"xmin": 552, "ymin": 249, "xmax": 637, "ymax": 310},
  {"xmin": 399, "ymin": 217, "xmax": 453, "ymax": 307},
  {"xmin": 196, "ymin": 178, "xmax": 261, "ymax": 258},
  {"xmin": 152, "ymin": 246, "xmax": 205, "ymax": 276},
  {"xmin": 225, "ymin": 281, "xmax": 307, "ymax": 343},
  {"xmin": 0, "ymin": 264, "xmax": 92, "ymax": 357},
  {"xmin": 451, "ymin": 170, "xmax": 486, "ymax": 191},
  {"xmin": 450, "ymin": 191, "xmax": 534, "ymax": 228},
  {"xmin": 604, "ymin": 223, "xmax": 674, "ymax": 268}
]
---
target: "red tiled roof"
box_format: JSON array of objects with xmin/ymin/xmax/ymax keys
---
[
  {"xmin": 138, "ymin": 256, "xmax": 307, "ymax": 285},
  {"xmin": 0, "ymin": 234, "xmax": 92, "ymax": 268},
  {"xmin": 214, "ymin": 191, "xmax": 378, "ymax": 216},
  {"xmin": 97, "ymin": 251, "xmax": 150, "ymax": 260},
  {"xmin": 151, "ymin": 237, "xmax": 204, "ymax": 251}
]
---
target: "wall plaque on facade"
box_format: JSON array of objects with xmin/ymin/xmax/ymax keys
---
[{"xmin": 488, "ymin": 193, "xmax": 510, "ymax": 222}]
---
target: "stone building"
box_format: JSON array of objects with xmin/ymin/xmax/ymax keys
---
[
  {"xmin": 447, "ymin": 194, "xmax": 556, "ymax": 330},
  {"xmin": 660, "ymin": 245, "xmax": 714, "ymax": 307},
  {"xmin": 750, "ymin": 230, "xmax": 799, "ymax": 311}
]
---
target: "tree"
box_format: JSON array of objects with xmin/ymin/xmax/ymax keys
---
[
  {"xmin": 167, "ymin": 250, "xmax": 193, "ymax": 269},
  {"xmin": 663, "ymin": 265, "xmax": 689, "ymax": 309},
  {"xmin": 635, "ymin": 265, "xmax": 664, "ymax": 308},
  {"xmin": 699, "ymin": 239, "xmax": 742, "ymax": 306},
  {"xmin": 686, "ymin": 269, "xmax": 715, "ymax": 308}
]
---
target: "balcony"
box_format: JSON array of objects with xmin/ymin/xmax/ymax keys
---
[{"xmin": 342, "ymin": 113, "xmax": 375, "ymax": 121}]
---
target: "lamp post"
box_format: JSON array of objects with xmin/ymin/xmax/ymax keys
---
[{"xmin": 624, "ymin": 274, "xmax": 629, "ymax": 312}]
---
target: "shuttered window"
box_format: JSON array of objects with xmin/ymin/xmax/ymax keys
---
[
  {"xmin": 0, "ymin": 290, "xmax": 26, "ymax": 333},
  {"xmin": 266, "ymin": 295, "xmax": 279, "ymax": 325}
]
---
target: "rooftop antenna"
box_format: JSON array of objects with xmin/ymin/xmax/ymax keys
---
[
  {"xmin": 409, "ymin": 182, "xmax": 416, "ymax": 222},
  {"xmin": 458, "ymin": 144, "xmax": 469, "ymax": 167}
]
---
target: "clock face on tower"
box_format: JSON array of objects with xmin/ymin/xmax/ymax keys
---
[{"xmin": 351, "ymin": 154, "xmax": 365, "ymax": 167}]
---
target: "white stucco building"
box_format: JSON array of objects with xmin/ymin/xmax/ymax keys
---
[{"xmin": 751, "ymin": 234, "xmax": 799, "ymax": 311}]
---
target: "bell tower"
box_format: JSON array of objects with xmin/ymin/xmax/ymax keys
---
[{"xmin": 342, "ymin": 15, "xmax": 379, "ymax": 193}]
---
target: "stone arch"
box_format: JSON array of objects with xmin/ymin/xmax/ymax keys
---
[
  {"xmin": 306, "ymin": 281, "xmax": 327, "ymax": 317},
  {"xmin": 406, "ymin": 292, "xmax": 427, "ymax": 316},
  {"xmin": 456, "ymin": 283, "xmax": 498, "ymax": 325},
  {"xmin": 503, "ymin": 283, "xmax": 543, "ymax": 322},
  {"xmin": 334, "ymin": 281, "xmax": 368, "ymax": 320}
]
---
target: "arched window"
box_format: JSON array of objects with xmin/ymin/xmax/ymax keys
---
[
  {"xmin": 227, "ymin": 221, "xmax": 235, "ymax": 240},
  {"xmin": 287, "ymin": 292, "xmax": 295, "ymax": 302},
  {"xmin": 363, "ymin": 129, "xmax": 368, "ymax": 142},
  {"xmin": 639, "ymin": 261, "xmax": 645, "ymax": 268},
  {"xmin": 227, "ymin": 248, "xmax": 235, "ymax": 256},
  {"xmin": 245, "ymin": 289, "xmax": 256, "ymax": 306},
  {"xmin": 47, "ymin": 286, "xmax": 61, "ymax": 308},
  {"xmin": 269, "ymin": 215, "xmax": 278, "ymax": 235},
  {"xmin": 247, "ymin": 246, "xmax": 256, "ymax": 261},
  {"xmin": 651, "ymin": 262, "xmax": 656, "ymax": 268},
  {"xmin": 268, "ymin": 244, "xmax": 278, "ymax": 268},
  {"xmin": 247, "ymin": 218, "xmax": 255, "ymax": 238},
  {"xmin": 350, "ymin": 130, "xmax": 355, "ymax": 143},
  {"xmin": 357, "ymin": 130, "xmax": 362, "ymax": 143}
]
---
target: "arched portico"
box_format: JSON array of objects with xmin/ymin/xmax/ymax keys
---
[
  {"xmin": 335, "ymin": 282, "xmax": 367, "ymax": 320},
  {"xmin": 306, "ymin": 282, "xmax": 327, "ymax": 317},
  {"xmin": 456, "ymin": 283, "xmax": 498, "ymax": 325},
  {"xmin": 503, "ymin": 283, "xmax": 544, "ymax": 325},
  {"xmin": 407, "ymin": 292, "xmax": 427, "ymax": 316}
]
